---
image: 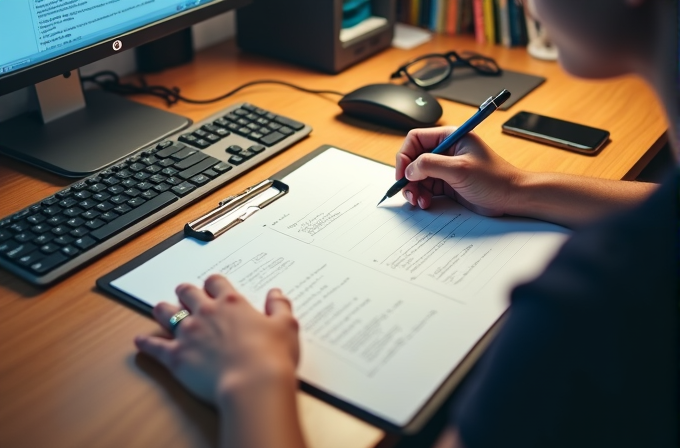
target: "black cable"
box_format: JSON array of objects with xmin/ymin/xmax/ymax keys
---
[{"xmin": 81, "ymin": 71, "xmax": 346, "ymax": 107}]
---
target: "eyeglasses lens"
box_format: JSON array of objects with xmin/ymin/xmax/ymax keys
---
[
  {"xmin": 466, "ymin": 56, "xmax": 499, "ymax": 74},
  {"xmin": 405, "ymin": 56, "xmax": 450, "ymax": 87}
]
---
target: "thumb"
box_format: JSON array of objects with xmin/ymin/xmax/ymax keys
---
[
  {"xmin": 265, "ymin": 288, "xmax": 293, "ymax": 317},
  {"xmin": 405, "ymin": 153, "xmax": 465, "ymax": 183}
]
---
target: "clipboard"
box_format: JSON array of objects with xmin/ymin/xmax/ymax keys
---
[{"xmin": 97, "ymin": 144, "xmax": 557, "ymax": 434}]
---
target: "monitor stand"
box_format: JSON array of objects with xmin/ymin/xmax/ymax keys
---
[{"xmin": 0, "ymin": 71, "xmax": 190, "ymax": 178}]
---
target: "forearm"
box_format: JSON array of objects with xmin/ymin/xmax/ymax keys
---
[
  {"xmin": 217, "ymin": 369, "xmax": 307, "ymax": 448},
  {"xmin": 507, "ymin": 171, "xmax": 658, "ymax": 228}
]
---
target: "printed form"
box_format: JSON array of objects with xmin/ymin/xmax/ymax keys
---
[{"xmin": 112, "ymin": 148, "xmax": 570, "ymax": 426}]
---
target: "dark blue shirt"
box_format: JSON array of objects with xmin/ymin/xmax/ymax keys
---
[{"xmin": 453, "ymin": 170, "xmax": 678, "ymax": 448}]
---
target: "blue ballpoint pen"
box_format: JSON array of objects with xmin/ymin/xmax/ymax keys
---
[{"xmin": 377, "ymin": 89, "xmax": 511, "ymax": 206}]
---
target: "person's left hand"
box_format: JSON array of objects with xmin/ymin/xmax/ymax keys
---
[{"xmin": 134, "ymin": 274, "xmax": 300, "ymax": 406}]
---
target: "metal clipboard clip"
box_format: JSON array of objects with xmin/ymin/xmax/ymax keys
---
[{"xmin": 184, "ymin": 179, "xmax": 289, "ymax": 241}]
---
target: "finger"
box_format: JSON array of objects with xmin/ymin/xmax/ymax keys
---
[
  {"xmin": 402, "ymin": 181, "xmax": 418, "ymax": 206},
  {"xmin": 204, "ymin": 274, "xmax": 237, "ymax": 300},
  {"xmin": 397, "ymin": 126, "xmax": 459, "ymax": 162},
  {"xmin": 395, "ymin": 153, "xmax": 412, "ymax": 180},
  {"xmin": 417, "ymin": 183, "xmax": 434, "ymax": 209},
  {"xmin": 265, "ymin": 288, "xmax": 293, "ymax": 318},
  {"xmin": 153, "ymin": 302, "xmax": 182, "ymax": 333},
  {"xmin": 406, "ymin": 153, "xmax": 465, "ymax": 184},
  {"xmin": 135, "ymin": 334, "xmax": 180, "ymax": 369},
  {"xmin": 176, "ymin": 283, "xmax": 210, "ymax": 313}
]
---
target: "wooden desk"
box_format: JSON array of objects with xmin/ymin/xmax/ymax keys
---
[{"xmin": 0, "ymin": 34, "xmax": 667, "ymax": 448}]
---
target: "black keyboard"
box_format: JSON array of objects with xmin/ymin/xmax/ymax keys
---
[{"xmin": 0, "ymin": 103, "xmax": 311, "ymax": 285}]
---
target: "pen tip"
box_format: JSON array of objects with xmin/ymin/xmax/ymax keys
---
[{"xmin": 377, "ymin": 196, "xmax": 387, "ymax": 207}]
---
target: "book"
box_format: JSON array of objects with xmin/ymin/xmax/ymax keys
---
[
  {"xmin": 483, "ymin": 0, "xmax": 496, "ymax": 44},
  {"xmin": 472, "ymin": 0, "xmax": 486, "ymax": 43},
  {"xmin": 446, "ymin": 0, "xmax": 458, "ymax": 34},
  {"xmin": 497, "ymin": 0, "xmax": 512, "ymax": 46}
]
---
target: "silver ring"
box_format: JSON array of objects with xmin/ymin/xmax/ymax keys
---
[{"xmin": 169, "ymin": 309, "xmax": 190, "ymax": 332}]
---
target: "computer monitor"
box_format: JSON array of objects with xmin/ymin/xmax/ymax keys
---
[{"xmin": 0, "ymin": 0, "xmax": 250, "ymax": 177}]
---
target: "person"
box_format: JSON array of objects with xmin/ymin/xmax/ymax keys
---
[{"xmin": 134, "ymin": 0, "xmax": 678, "ymax": 447}]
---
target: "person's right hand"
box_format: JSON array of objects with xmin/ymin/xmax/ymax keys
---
[{"xmin": 395, "ymin": 127, "xmax": 525, "ymax": 216}]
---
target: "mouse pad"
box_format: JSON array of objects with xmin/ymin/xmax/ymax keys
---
[{"xmin": 409, "ymin": 68, "xmax": 545, "ymax": 110}]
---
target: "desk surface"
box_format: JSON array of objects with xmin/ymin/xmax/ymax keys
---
[{"xmin": 0, "ymin": 34, "xmax": 667, "ymax": 448}]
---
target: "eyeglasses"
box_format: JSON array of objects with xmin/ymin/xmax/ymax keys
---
[{"xmin": 390, "ymin": 51, "xmax": 502, "ymax": 89}]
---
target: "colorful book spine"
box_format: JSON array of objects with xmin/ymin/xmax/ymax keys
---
[
  {"xmin": 497, "ymin": 0, "xmax": 511, "ymax": 46},
  {"xmin": 410, "ymin": 0, "xmax": 421, "ymax": 26},
  {"xmin": 483, "ymin": 0, "xmax": 495, "ymax": 44},
  {"xmin": 446, "ymin": 0, "xmax": 458, "ymax": 35},
  {"xmin": 472, "ymin": 0, "xmax": 486, "ymax": 43}
]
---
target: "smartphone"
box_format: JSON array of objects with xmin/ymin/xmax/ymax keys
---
[{"xmin": 502, "ymin": 111, "xmax": 610, "ymax": 155}]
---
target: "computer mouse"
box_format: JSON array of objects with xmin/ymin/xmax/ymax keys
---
[{"xmin": 338, "ymin": 83, "xmax": 443, "ymax": 130}]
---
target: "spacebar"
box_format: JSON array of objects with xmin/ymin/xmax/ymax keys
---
[{"xmin": 91, "ymin": 192, "xmax": 178, "ymax": 241}]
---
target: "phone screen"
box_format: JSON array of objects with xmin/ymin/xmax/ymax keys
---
[{"xmin": 502, "ymin": 111, "xmax": 610, "ymax": 153}]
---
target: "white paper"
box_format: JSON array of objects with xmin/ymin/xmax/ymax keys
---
[
  {"xmin": 392, "ymin": 22, "xmax": 433, "ymax": 50},
  {"xmin": 339, "ymin": 16, "xmax": 389, "ymax": 43},
  {"xmin": 112, "ymin": 149, "xmax": 570, "ymax": 426}
]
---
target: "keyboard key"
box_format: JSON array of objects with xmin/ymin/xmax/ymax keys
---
[
  {"xmin": 89, "ymin": 183, "xmax": 108, "ymax": 193},
  {"xmin": 228, "ymin": 155, "xmax": 245, "ymax": 165},
  {"xmin": 31, "ymin": 223, "xmax": 51, "ymax": 234},
  {"xmin": 42, "ymin": 196, "xmax": 59, "ymax": 206},
  {"xmin": 74, "ymin": 236, "xmax": 96, "ymax": 250},
  {"xmin": 260, "ymin": 131, "xmax": 286, "ymax": 146},
  {"xmin": 10, "ymin": 221, "xmax": 30, "ymax": 233},
  {"xmin": 133, "ymin": 172, "xmax": 151, "ymax": 181},
  {"xmin": 0, "ymin": 230, "xmax": 11, "ymax": 242},
  {"xmin": 110, "ymin": 195, "xmax": 129, "ymax": 205},
  {"xmin": 190, "ymin": 174, "xmax": 210, "ymax": 185},
  {"xmin": 74, "ymin": 190, "xmax": 92, "ymax": 200},
  {"xmin": 30, "ymin": 252, "xmax": 68, "ymax": 274},
  {"xmin": 161, "ymin": 167, "xmax": 178, "ymax": 176},
  {"xmin": 42, "ymin": 205, "xmax": 62, "ymax": 216},
  {"xmin": 61, "ymin": 246, "xmax": 80, "ymax": 257},
  {"xmin": 46, "ymin": 215, "xmax": 68, "ymax": 226},
  {"xmin": 137, "ymin": 182, "xmax": 155, "ymax": 191},
  {"xmin": 156, "ymin": 140, "xmax": 173, "ymax": 149},
  {"xmin": 145, "ymin": 165, "xmax": 162, "ymax": 174},
  {"xmin": 91, "ymin": 192, "xmax": 177, "ymax": 241},
  {"xmin": 33, "ymin": 233, "xmax": 55, "ymax": 245},
  {"xmin": 59, "ymin": 198, "xmax": 78, "ymax": 208},
  {"xmin": 6, "ymin": 243, "xmax": 37, "ymax": 260},
  {"xmin": 53, "ymin": 235, "xmax": 75, "ymax": 246},
  {"xmin": 238, "ymin": 149, "xmax": 256, "ymax": 159},
  {"xmin": 17, "ymin": 251, "xmax": 44, "ymax": 267},
  {"xmin": 78, "ymin": 199, "xmax": 98, "ymax": 210},
  {"xmin": 85, "ymin": 219, "xmax": 105, "ymax": 230},
  {"xmin": 171, "ymin": 147, "xmax": 197, "ymax": 161},
  {"xmin": 278, "ymin": 126, "xmax": 294, "ymax": 136},
  {"xmin": 156, "ymin": 143, "xmax": 185, "ymax": 158},
  {"xmin": 103, "ymin": 176, "xmax": 120, "ymax": 186},
  {"xmin": 249, "ymin": 144, "xmax": 266, "ymax": 154},
  {"xmin": 95, "ymin": 202, "xmax": 115, "ymax": 212},
  {"xmin": 98, "ymin": 210, "xmax": 118, "ymax": 223},
  {"xmin": 214, "ymin": 128, "xmax": 230, "ymax": 137},
  {"xmin": 70, "ymin": 227, "xmax": 90, "ymax": 238},
  {"xmin": 66, "ymin": 217, "xmax": 85, "ymax": 228},
  {"xmin": 274, "ymin": 115, "xmax": 305, "ymax": 130},
  {"xmin": 15, "ymin": 232, "xmax": 36, "ymax": 243},
  {"xmin": 128, "ymin": 197, "xmax": 147, "ymax": 208},
  {"xmin": 165, "ymin": 177, "xmax": 183, "ymax": 186},
  {"xmin": 124, "ymin": 188, "xmax": 141, "ymax": 197},
  {"xmin": 40, "ymin": 243, "xmax": 60, "ymax": 254},
  {"xmin": 226, "ymin": 145, "xmax": 242, "ymax": 155},
  {"xmin": 119, "ymin": 180, "xmax": 136, "ymax": 189},
  {"xmin": 179, "ymin": 134, "xmax": 199, "ymax": 146},
  {"xmin": 27, "ymin": 214, "xmax": 46, "ymax": 225},
  {"xmin": 113, "ymin": 204, "xmax": 132, "ymax": 215},
  {"xmin": 149, "ymin": 174, "xmax": 167, "ymax": 184},
  {"xmin": 81, "ymin": 210, "xmax": 101, "ymax": 220},
  {"xmin": 171, "ymin": 182, "xmax": 196, "ymax": 196},
  {"xmin": 178, "ymin": 158, "xmax": 220, "ymax": 180},
  {"xmin": 52, "ymin": 225, "xmax": 70, "ymax": 236},
  {"xmin": 63, "ymin": 207, "xmax": 84, "ymax": 217},
  {"xmin": 153, "ymin": 183, "xmax": 172, "ymax": 193},
  {"xmin": 0, "ymin": 239, "xmax": 20, "ymax": 255},
  {"xmin": 141, "ymin": 190, "xmax": 158, "ymax": 200},
  {"xmin": 130, "ymin": 162, "xmax": 147, "ymax": 172},
  {"xmin": 194, "ymin": 139, "xmax": 211, "ymax": 149},
  {"xmin": 249, "ymin": 132, "xmax": 263, "ymax": 140},
  {"xmin": 93, "ymin": 192, "xmax": 111, "ymax": 202},
  {"xmin": 202, "ymin": 169, "xmax": 218, "ymax": 179},
  {"xmin": 213, "ymin": 162, "xmax": 233, "ymax": 173},
  {"xmin": 174, "ymin": 152, "xmax": 208, "ymax": 170}
]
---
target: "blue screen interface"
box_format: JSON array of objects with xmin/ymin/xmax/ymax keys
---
[{"xmin": 0, "ymin": 0, "xmax": 217, "ymax": 76}]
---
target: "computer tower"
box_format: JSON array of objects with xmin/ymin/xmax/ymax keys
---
[{"xmin": 236, "ymin": 0, "xmax": 395, "ymax": 74}]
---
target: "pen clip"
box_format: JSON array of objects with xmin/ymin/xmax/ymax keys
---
[
  {"xmin": 184, "ymin": 179, "xmax": 289, "ymax": 241},
  {"xmin": 479, "ymin": 96, "xmax": 494, "ymax": 109}
]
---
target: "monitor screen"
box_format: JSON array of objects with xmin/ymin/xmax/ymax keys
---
[{"xmin": 0, "ymin": 0, "xmax": 249, "ymax": 95}]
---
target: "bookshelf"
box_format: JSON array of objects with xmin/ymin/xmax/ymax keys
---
[{"xmin": 396, "ymin": 0, "xmax": 528, "ymax": 48}]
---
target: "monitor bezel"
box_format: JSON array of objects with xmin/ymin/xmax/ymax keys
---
[{"xmin": 0, "ymin": 0, "xmax": 251, "ymax": 96}]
